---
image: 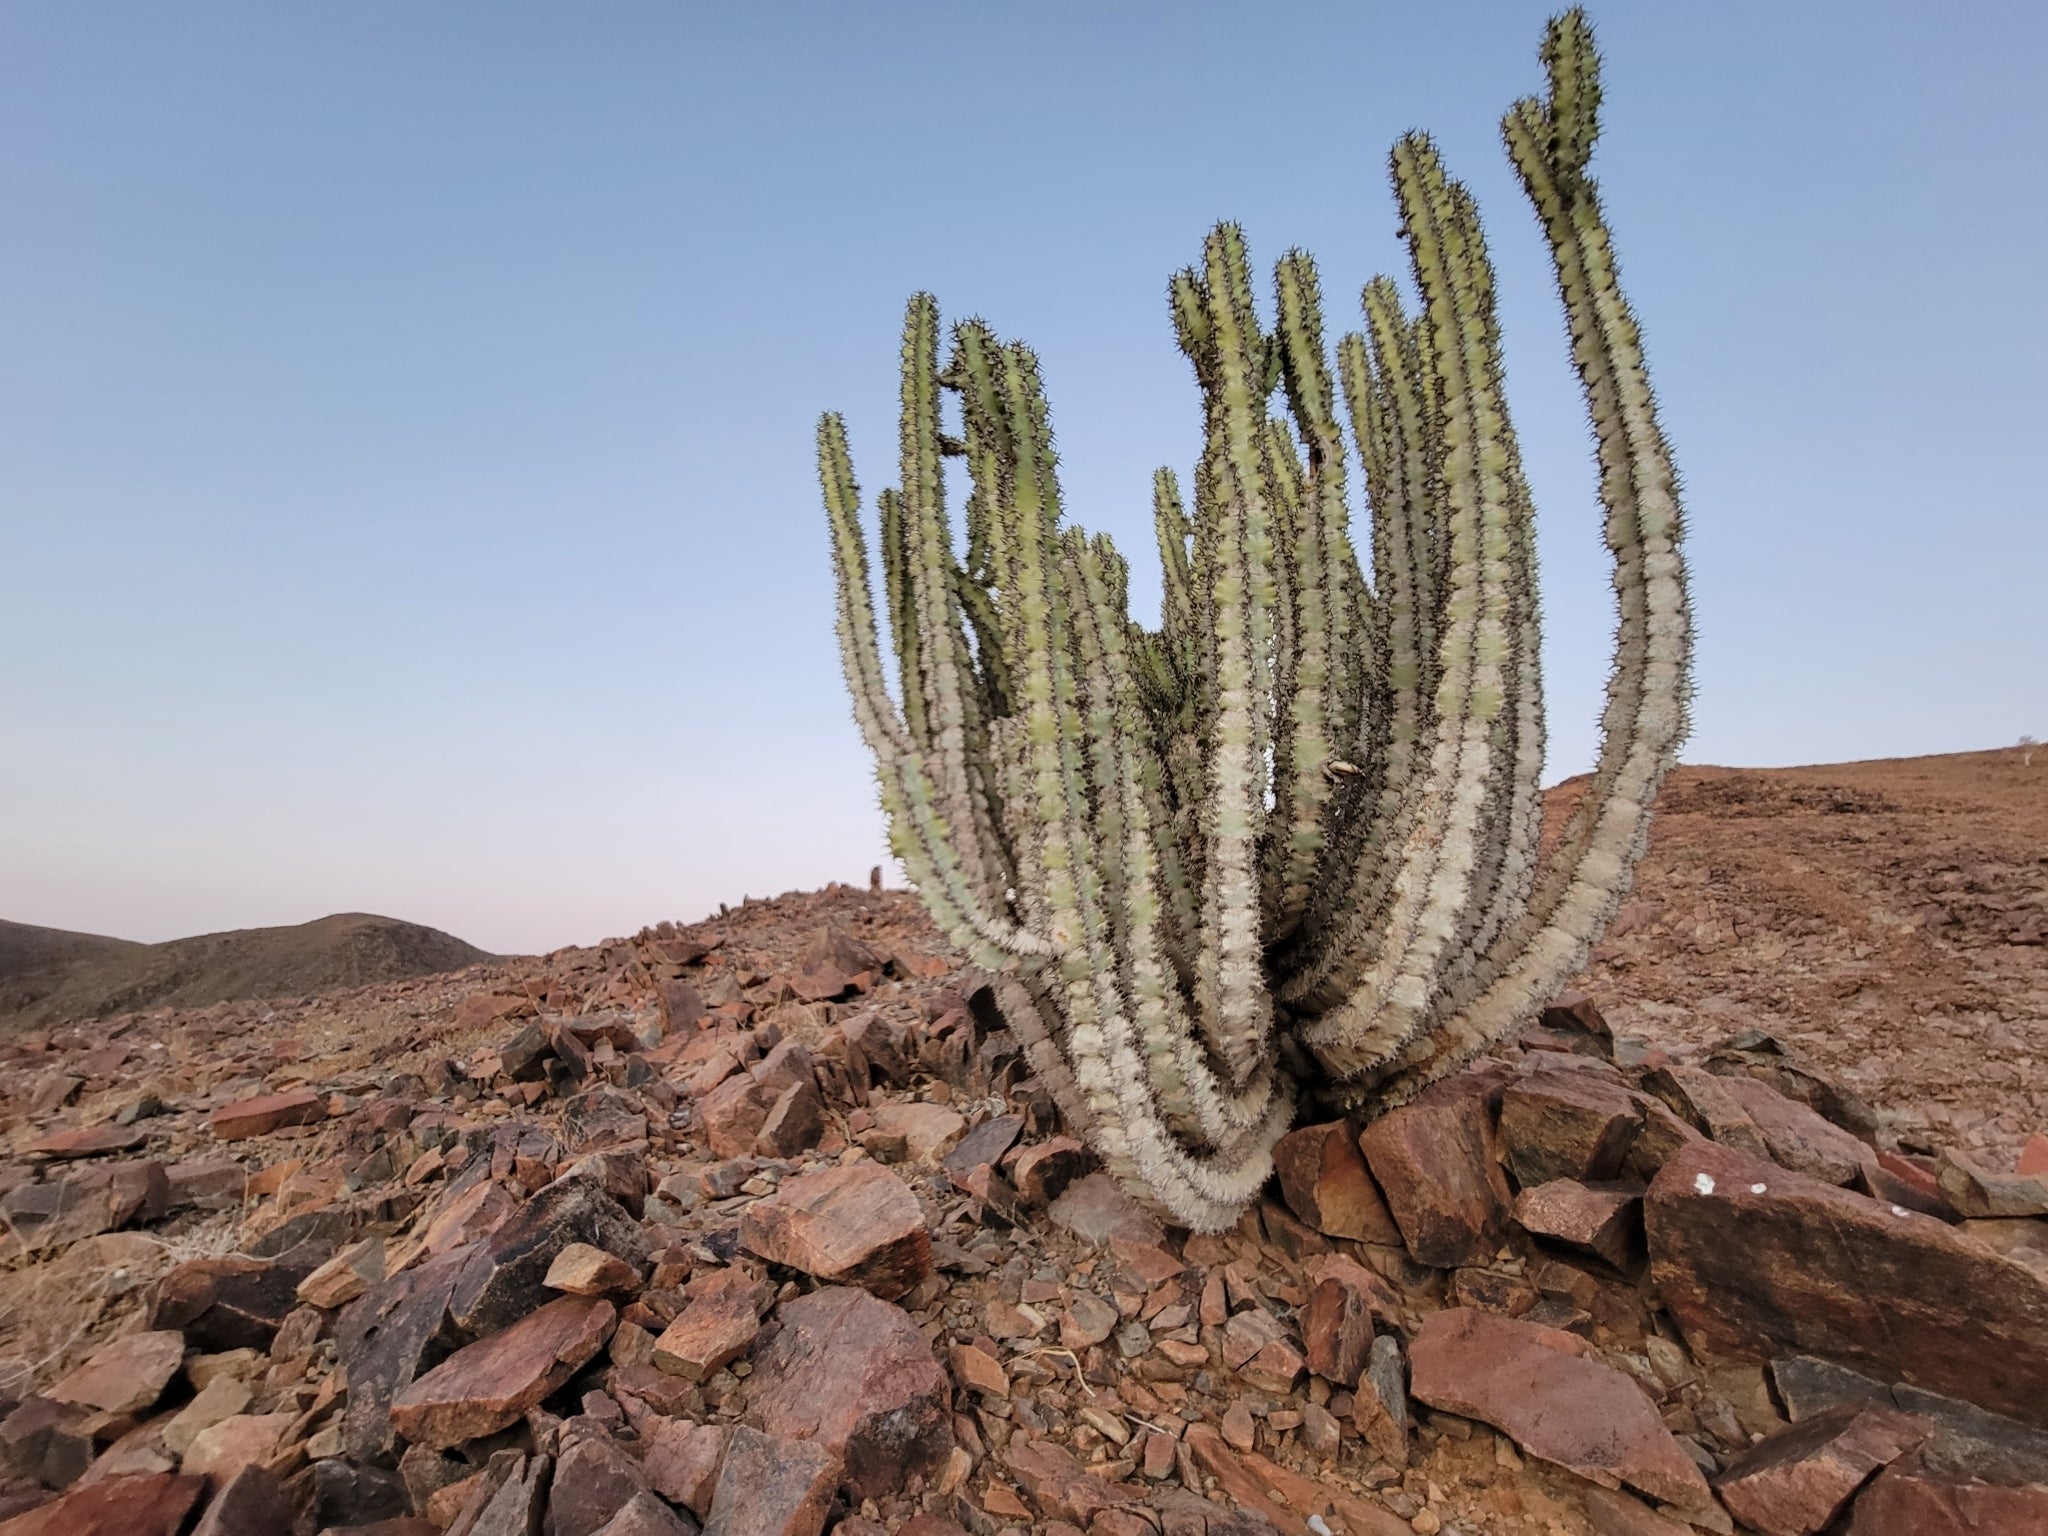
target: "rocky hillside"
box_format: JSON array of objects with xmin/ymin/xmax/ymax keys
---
[
  {"xmin": 0, "ymin": 913, "xmax": 495, "ymax": 1033},
  {"xmin": 0, "ymin": 749, "xmax": 2039, "ymax": 1536}
]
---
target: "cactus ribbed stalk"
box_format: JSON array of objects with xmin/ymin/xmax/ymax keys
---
[{"xmin": 819, "ymin": 10, "xmax": 1692, "ymax": 1228}]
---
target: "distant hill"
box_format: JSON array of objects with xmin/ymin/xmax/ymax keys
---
[{"xmin": 0, "ymin": 912, "xmax": 495, "ymax": 1030}]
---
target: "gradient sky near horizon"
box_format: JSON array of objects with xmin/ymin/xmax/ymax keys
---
[{"xmin": 4, "ymin": 3, "xmax": 2043, "ymax": 956}]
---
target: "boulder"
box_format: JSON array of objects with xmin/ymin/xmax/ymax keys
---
[
  {"xmin": 745, "ymin": 1286, "xmax": 952, "ymax": 1501},
  {"xmin": 150, "ymin": 1252, "xmax": 320, "ymax": 1352},
  {"xmin": 1646, "ymin": 1141, "xmax": 2048, "ymax": 1428},
  {"xmin": 1714, "ymin": 1401, "xmax": 1930, "ymax": 1536},
  {"xmin": 641, "ymin": 1420, "xmax": 729, "ymax": 1515},
  {"xmin": 1271, "ymin": 1121, "xmax": 1402, "ymax": 1244},
  {"xmin": 1845, "ymin": 1453, "xmax": 2048, "ymax": 1534},
  {"xmin": 737, "ymin": 1163, "xmax": 930, "ymax": 1301},
  {"xmin": 188, "ymin": 1464, "xmax": 291, "ymax": 1536},
  {"xmin": 335, "ymin": 1246, "xmax": 471, "ymax": 1463},
  {"xmin": 1407, "ymin": 1307, "xmax": 1711, "ymax": 1512},
  {"xmin": 593, "ymin": 1492, "xmax": 698, "ymax": 1536},
  {"xmin": 548, "ymin": 1433, "xmax": 654, "ymax": 1536},
  {"xmin": 180, "ymin": 1412, "xmax": 294, "ymax": 1489},
  {"xmin": 699, "ymin": 1426, "xmax": 837, "ymax": 1536},
  {"xmin": 1499, "ymin": 1068, "xmax": 1643, "ymax": 1188},
  {"xmin": 1713, "ymin": 1075, "xmax": 1871, "ymax": 1186},
  {"xmin": 391, "ymin": 1296, "xmax": 616, "ymax": 1450},
  {"xmin": 1513, "ymin": 1180, "xmax": 1645, "ymax": 1269},
  {"xmin": 696, "ymin": 1076, "xmax": 768, "ymax": 1160},
  {"xmin": 448, "ymin": 1175, "xmax": 646, "ymax": 1335},
  {"xmin": 1357, "ymin": 1070, "xmax": 1512, "ymax": 1268}
]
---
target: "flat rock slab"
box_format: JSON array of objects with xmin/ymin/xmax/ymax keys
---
[
  {"xmin": 1646, "ymin": 1141, "xmax": 2048, "ymax": 1429},
  {"xmin": 336, "ymin": 1246, "xmax": 471, "ymax": 1464},
  {"xmin": 209, "ymin": 1089, "xmax": 325, "ymax": 1141},
  {"xmin": 27, "ymin": 1125, "xmax": 147, "ymax": 1160},
  {"xmin": 652, "ymin": 1266, "xmax": 763, "ymax": 1381},
  {"xmin": 45, "ymin": 1330, "xmax": 185, "ymax": 1417},
  {"xmin": 738, "ymin": 1162, "xmax": 930, "ymax": 1301},
  {"xmin": 1047, "ymin": 1173, "xmax": 1166, "ymax": 1249},
  {"xmin": 0, "ymin": 1472, "xmax": 204, "ymax": 1536},
  {"xmin": 448, "ymin": 1175, "xmax": 647, "ymax": 1335},
  {"xmin": 1715, "ymin": 1074, "xmax": 1871, "ymax": 1186},
  {"xmin": 867, "ymin": 1102, "xmax": 966, "ymax": 1163},
  {"xmin": 745, "ymin": 1285, "xmax": 951, "ymax": 1501},
  {"xmin": 1715, "ymin": 1401, "xmax": 1931, "ymax": 1536},
  {"xmin": 1408, "ymin": 1306, "xmax": 1711, "ymax": 1512},
  {"xmin": 391, "ymin": 1295, "xmax": 615, "ymax": 1450}
]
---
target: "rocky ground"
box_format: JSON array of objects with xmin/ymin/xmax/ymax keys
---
[{"xmin": 0, "ymin": 748, "xmax": 2041, "ymax": 1536}]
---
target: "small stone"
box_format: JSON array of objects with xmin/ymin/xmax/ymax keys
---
[
  {"xmin": 1220, "ymin": 1401, "xmax": 1256, "ymax": 1452},
  {"xmin": 390, "ymin": 1296, "xmax": 616, "ymax": 1450},
  {"xmin": 699, "ymin": 1425, "xmax": 838, "ymax": 1536},
  {"xmin": 592, "ymin": 1491, "xmax": 698, "ymax": 1536},
  {"xmin": 698, "ymin": 1075, "xmax": 769, "ymax": 1159},
  {"xmin": 548, "ymin": 1432, "xmax": 654, "ymax": 1536},
  {"xmin": 737, "ymin": 1162, "xmax": 931, "ymax": 1301},
  {"xmin": 546, "ymin": 1243, "xmax": 641, "ymax": 1297},
  {"xmin": 1355, "ymin": 1333, "xmax": 1411, "ymax": 1466},
  {"xmin": 1061, "ymin": 1293, "xmax": 1119, "ymax": 1349},
  {"xmin": 46, "ymin": 1331, "xmax": 185, "ymax": 1417},
  {"xmin": 949, "ymin": 1343, "xmax": 1009, "ymax": 1398},
  {"xmin": 0, "ymin": 1471, "xmax": 203, "ymax": 1536},
  {"xmin": 26, "ymin": 1124, "xmax": 147, "ymax": 1160}
]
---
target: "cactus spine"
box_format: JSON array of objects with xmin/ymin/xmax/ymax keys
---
[{"xmin": 819, "ymin": 10, "xmax": 1692, "ymax": 1228}]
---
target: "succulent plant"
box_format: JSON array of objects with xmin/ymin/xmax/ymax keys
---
[{"xmin": 819, "ymin": 10, "xmax": 1691, "ymax": 1228}]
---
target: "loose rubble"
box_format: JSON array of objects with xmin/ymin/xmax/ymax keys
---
[{"xmin": 0, "ymin": 882, "xmax": 2043, "ymax": 1535}]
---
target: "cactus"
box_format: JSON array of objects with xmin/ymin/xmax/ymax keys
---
[{"xmin": 818, "ymin": 9, "xmax": 1692, "ymax": 1229}]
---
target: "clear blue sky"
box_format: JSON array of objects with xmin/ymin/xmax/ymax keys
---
[{"xmin": 3, "ymin": 3, "xmax": 2042, "ymax": 954}]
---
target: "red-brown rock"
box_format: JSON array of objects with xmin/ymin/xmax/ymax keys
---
[
  {"xmin": 1714, "ymin": 1401, "xmax": 1930, "ymax": 1536},
  {"xmin": 208, "ymin": 1089, "xmax": 325, "ymax": 1141},
  {"xmin": 1272, "ymin": 1120, "xmax": 1402, "ymax": 1244},
  {"xmin": 1499, "ymin": 1068, "xmax": 1643, "ymax": 1187},
  {"xmin": 26, "ymin": 1125, "xmax": 146, "ymax": 1161},
  {"xmin": 641, "ymin": 1419, "xmax": 729, "ymax": 1516},
  {"xmin": 745, "ymin": 1285, "xmax": 952, "ymax": 1500},
  {"xmin": 1007, "ymin": 1137, "xmax": 1093, "ymax": 1207},
  {"xmin": 697, "ymin": 1075, "xmax": 768, "ymax": 1159},
  {"xmin": 1715, "ymin": 1074, "xmax": 1871, "ymax": 1187},
  {"xmin": 1357, "ymin": 1070, "xmax": 1513, "ymax": 1268},
  {"xmin": 0, "ymin": 1473, "xmax": 203, "ymax": 1536},
  {"xmin": 391, "ymin": 1296, "xmax": 616, "ymax": 1449},
  {"xmin": 2020, "ymin": 1134, "xmax": 2048, "ymax": 1179},
  {"xmin": 652, "ymin": 1266, "xmax": 765, "ymax": 1381},
  {"xmin": 737, "ymin": 1162, "xmax": 930, "ymax": 1301},
  {"xmin": 1408, "ymin": 1307, "xmax": 1712, "ymax": 1512},
  {"xmin": 1937, "ymin": 1147, "xmax": 2048, "ymax": 1219},
  {"xmin": 591, "ymin": 1492, "xmax": 696, "ymax": 1536},
  {"xmin": 1514, "ymin": 1179, "xmax": 1645, "ymax": 1269},
  {"xmin": 1646, "ymin": 1140, "xmax": 2048, "ymax": 1429},
  {"xmin": 1303, "ymin": 1257, "xmax": 1379, "ymax": 1387},
  {"xmin": 150, "ymin": 1252, "xmax": 317, "ymax": 1352},
  {"xmin": 45, "ymin": 1331, "xmax": 184, "ymax": 1417},
  {"xmin": 699, "ymin": 1426, "xmax": 838, "ymax": 1536},
  {"xmin": 548, "ymin": 1433, "xmax": 653, "ymax": 1536},
  {"xmin": 1845, "ymin": 1454, "xmax": 2048, "ymax": 1534}
]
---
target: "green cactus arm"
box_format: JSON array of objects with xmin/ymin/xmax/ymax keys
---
[
  {"xmin": 1361, "ymin": 8, "xmax": 1692, "ymax": 1105},
  {"xmin": 1184, "ymin": 225, "xmax": 1280, "ymax": 1088},
  {"xmin": 818, "ymin": 413, "xmax": 1054, "ymax": 967},
  {"xmin": 1297, "ymin": 137, "xmax": 1518, "ymax": 1074},
  {"xmin": 1153, "ymin": 468, "xmax": 1196, "ymax": 645}
]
